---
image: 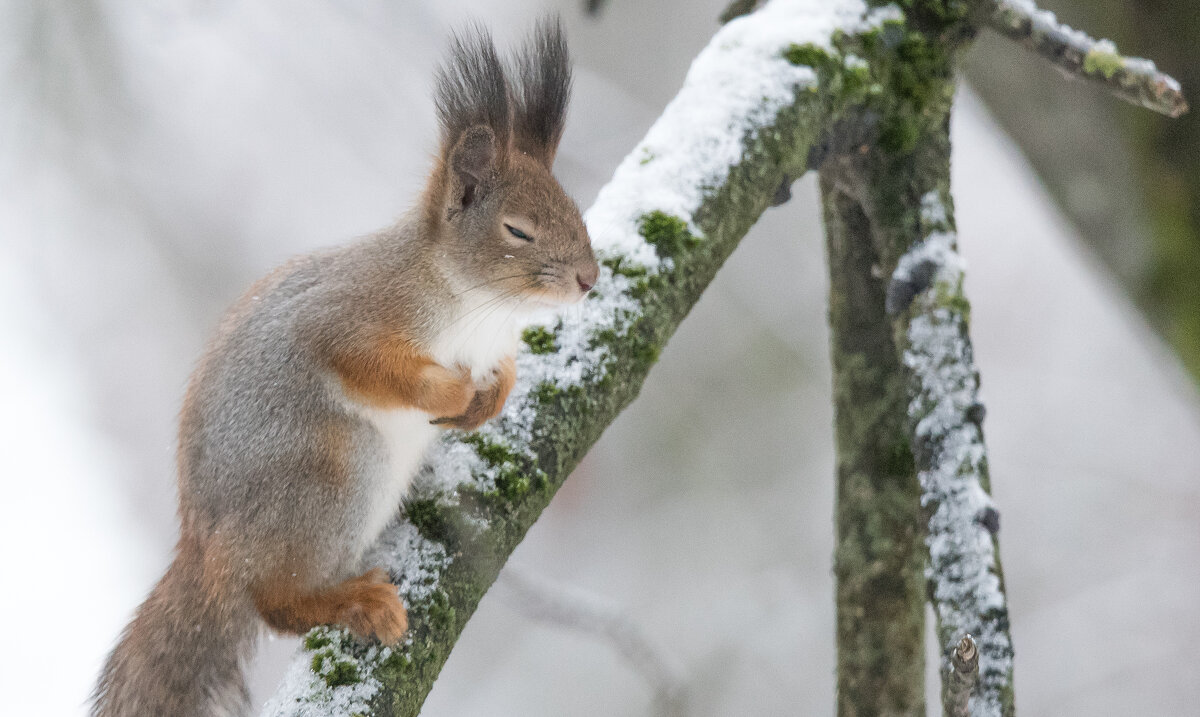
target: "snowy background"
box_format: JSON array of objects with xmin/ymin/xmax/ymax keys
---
[{"xmin": 2, "ymin": 0, "xmax": 1198, "ymax": 714}]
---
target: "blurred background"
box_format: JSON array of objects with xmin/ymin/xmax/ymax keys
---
[{"xmin": 2, "ymin": 0, "xmax": 1198, "ymax": 714}]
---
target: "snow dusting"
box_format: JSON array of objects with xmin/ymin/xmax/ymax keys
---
[
  {"xmin": 262, "ymin": 638, "xmax": 389, "ymax": 717},
  {"xmin": 895, "ymin": 225, "xmax": 1014, "ymax": 715},
  {"xmin": 919, "ymin": 189, "xmax": 948, "ymax": 227},
  {"xmin": 997, "ymin": 0, "xmax": 1092, "ymax": 49},
  {"xmin": 366, "ymin": 520, "xmax": 451, "ymax": 606}
]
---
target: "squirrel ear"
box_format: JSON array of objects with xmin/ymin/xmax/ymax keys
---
[{"xmin": 449, "ymin": 125, "xmax": 497, "ymax": 209}]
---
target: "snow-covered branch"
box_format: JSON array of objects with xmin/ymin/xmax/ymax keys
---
[
  {"xmin": 987, "ymin": 0, "xmax": 1188, "ymax": 117},
  {"xmin": 726, "ymin": 0, "xmax": 1190, "ymax": 118},
  {"xmin": 893, "ymin": 205, "xmax": 1015, "ymax": 716}
]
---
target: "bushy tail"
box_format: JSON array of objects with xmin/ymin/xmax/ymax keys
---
[{"xmin": 92, "ymin": 540, "xmax": 259, "ymax": 717}]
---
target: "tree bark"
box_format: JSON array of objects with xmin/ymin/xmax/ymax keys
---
[
  {"xmin": 822, "ymin": 174, "xmax": 926, "ymax": 714},
  {"xmin": 820, "ymin": 76, "xmax": 1016, "ymax": 713},
  {"xmin": 814, "ymin": 2, "xmax": 1023, "ymax": 713}
]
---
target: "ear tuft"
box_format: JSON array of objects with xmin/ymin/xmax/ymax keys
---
[
  {"xmin": 435, "ymin": 24, "xmax": 511, "ymax": 157},
  {"xmin": 511, "ymin": 16, "xmax": 572, "ymax": 166},
  {"xmin": 450, "ymin": 126, "xmax": 496, "ymax": 208}
]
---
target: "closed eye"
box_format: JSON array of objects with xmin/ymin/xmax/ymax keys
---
[{"xmin": 505, "ymin": 224, "xmax": 533, "ymax": 242}]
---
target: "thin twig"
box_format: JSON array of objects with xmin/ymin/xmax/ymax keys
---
[
  {"xmin": 945, "ymin": 634, "xmax": 980, "ymax": 717},
  {"xmin": 987, "ymin": 0, "xmax": 1187, "ymax": 117},
  {"xmin": 497, "ymin": 568, "xmax": 688, "ymax": 717}
]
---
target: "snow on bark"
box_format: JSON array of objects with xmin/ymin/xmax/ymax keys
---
[{"xmin": 894, "ymin": 196, "xmax": 1014, "ymax": 716}]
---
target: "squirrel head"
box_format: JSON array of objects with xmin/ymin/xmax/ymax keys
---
[{"xmin": 425, "ymin": 18, "xmax": 598, "ymax": 307}]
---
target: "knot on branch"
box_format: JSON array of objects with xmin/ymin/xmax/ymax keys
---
[{"xmin": 886, "ymin": 258, "xmax": 940, "ymax": 315}]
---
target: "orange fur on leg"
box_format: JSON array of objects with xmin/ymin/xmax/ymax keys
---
[
  {"xmin": 253, "ymin": 568, "xmax": 408, "ymax": 643},
  {"xmin": 331, "ymin": 332, "xmax": 475, "ymax": 417}
]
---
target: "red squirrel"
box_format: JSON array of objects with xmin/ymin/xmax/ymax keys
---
[{"xmin": 92, "ymin": 19, "xmax": 597, "ymax": 717}]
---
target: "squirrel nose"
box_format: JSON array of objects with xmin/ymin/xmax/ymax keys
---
[{"xmin": 576, "ymin": 264, "xmax": 598, "ymax": 293}]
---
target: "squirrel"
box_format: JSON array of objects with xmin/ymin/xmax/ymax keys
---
[{"xmin": 91, "ymin": 19, "xmax": 597, "ymax": 717}]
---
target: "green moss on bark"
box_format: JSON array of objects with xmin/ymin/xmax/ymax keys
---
[
  {"xmin": 521, "ymin": 326, "xmax": 558, "ymax": 354},
  {"xmin": 1083, "ymin": 46, "xmax": 1124, "ymax": 78},
  {"xmin": 784, "ymin": 42, "xmax": 830, "ymax": 69},
  {"xmin": 312, "ymin": 651, "xmax": 361, "ymax": 688},
  {"xmin": 638, "ymin": 211, "xmax": 699, "ymax": 258}
]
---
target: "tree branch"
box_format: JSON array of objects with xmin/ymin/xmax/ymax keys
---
[
  {"xmin": 965, "ymin": 0, "xmax": 1200, "ymax": 387},
  {"xmin": 891, "ymin": 193, "xmax": 1016, "ymax": 716},
  {"xmin": 986, "ymin": 0, "xmax": 1188, "ymax": 117},
  {"xmin": 821, "ymin": 163, "xmax": 927, "ymax": 713},
  {"xmin": 728, "ymin": 0, "xmax": 1190, "ymax": 118},
  {"xmin": 803, "ymin": 0, "xmax": 1014, "ymax": 710}
]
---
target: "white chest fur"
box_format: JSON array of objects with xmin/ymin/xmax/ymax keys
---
[
  {"xmin": 430, "ymin": 288, "xmax": 522, "ymax": 378},
  {"xmin": 353, "ymin": 406, "xmax": 438, "ymax": 552}
]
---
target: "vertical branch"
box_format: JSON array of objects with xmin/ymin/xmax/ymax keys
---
[
  {"xmin": 807, "ymin": 2, "xmax": 1008, "ymax": 712},
  {"xmin": 820, "ymin": 172, "xmax": 926, "ymax": 715},
  {"xmin": 824, "ymin": 88, "xmax": 1015, "ymax": 714}
]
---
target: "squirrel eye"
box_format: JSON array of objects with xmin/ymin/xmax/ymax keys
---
[{"xmin": 505, "ymin": 224, "xmax": 533, "ymax": 242}]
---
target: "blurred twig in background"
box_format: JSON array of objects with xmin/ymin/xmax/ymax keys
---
[
  {"xmin": 584, "ymin": 0, "xmax": 608, "ymax": 17},
  {"xmin": 497, "ymin": 568, "xmax": 687, "ymax": 717}
]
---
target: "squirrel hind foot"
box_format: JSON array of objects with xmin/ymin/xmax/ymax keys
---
[
  {"xmin": 253, "ymin": 567, "xmax": 408, "ymax": 644},
  {"xmin": 338, "ymin": 568, "xmax": 409, "ymax": 643}
]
